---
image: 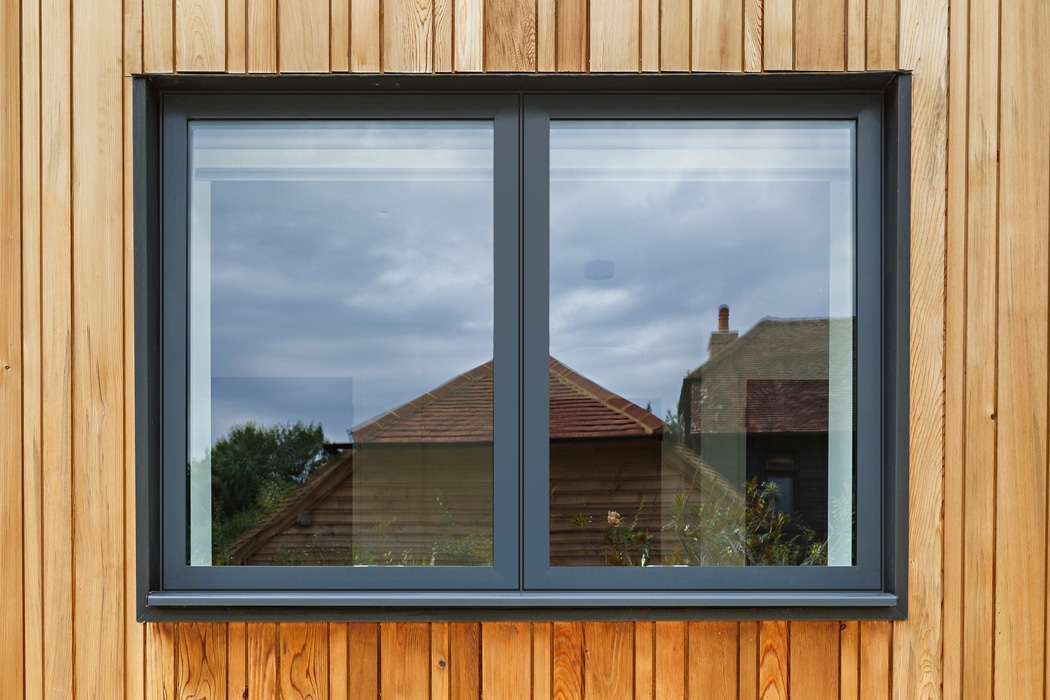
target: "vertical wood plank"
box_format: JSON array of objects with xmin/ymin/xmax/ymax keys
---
[
  {"xmin": 351, "ymin": 0, "xmax": 382, "ymax": 71},
  {"xmin": 660, "ymin": 0, "xmax": 690, "ymax": 71},
  {"xmin": 962, "ymin": 0, "xmax": 999, "ymax": 697},
  {"xmin": 762, "ymin": 0, "xmax": 792, "ymax": 69},
  {"xmin": 866, "ymin": 0, "xmax": 896, "ymax": 69},
  {"xmin": 384, "ymin": 0, "xmax": 433, "ymax": 72},
  {"xmin": 995, "ymin": 0, "xmax": 1050, "ymax": 696},
  {"xmin": 640, "ymin": 0, "xmax": 659, "ymax": 71},
  {"xmin": 738, "ymin": 621, "xmax": 759, "ymax": 700},
  {"xmin": 633, "ymin": 622, "xmax": 653, "ymax": 700},
  {"xmin": 434, "ymin": 0, "xmax": 453, "ymax": 71},
  {"xmin": 0, "ymin": 0, "xmax": 23, "ymax": 695},
  {"xmin": 247, "ymin": 0, "xmax": 276, "ymax": 73},
  {"xmin": 485, "ymin": 0, "xmax": 537, "ymax": 70},
  {"xmin": 556, "ymin": 0, "xmax": 588, "ymax": 70},
  {"xmin": 940, "ymin": 0, "xmax": 967, "ymax": 695},
  {"xmin": 279, "ymin": 0, "xmax": 330, "ymax": 72},
  {"xmin": 692, "ymin": 0, "xmax": 743, "ymax": 71},
  {"xmin": 227, "ymin": 0, "xmax": 247, "ymax": 72},
  {"xmin": 431, "ymin": 622, "xmax": 450, "ymax": 700},
  {"xmin": 178, "ymin": 622, "xmax": 228, "ymax": 698},
  {"xmin": 758, "ymin": 621, "xmax": 787, "ymax": 700},
  {"xmin": 794, "ymin": 0, "xmax": 845, "ymax": 70},
  {"xmin": 483, "ymin": 622, "xmax": 533, "ymax": 700},
  {"xmin": 846, "ymin": 0, "xmax": 865, "ymax": 70},
  {"xmin": 280, "ymin": 623, "xmax": 329, "ymax": 699},
  {"xmin": 72, "ymin": 0, "xmax": 126, "ymax": 694},
  {"xmin": 144, "ymin": 0, "xmax": 174, "ymax": 71},
  {"xmin": 552, "ymin": 621, "xmax": 584, "ymax": 700},
  {"xmin": 348, "ymin": 623, "xmax": 379, "ymax": 700},
  {"xmin": 788, "ymin": 622, "xmax": 838, "ymax": 699},
  {"xmin": 451, "ymin": 622, "xmax": 481, "ymax": 700},
  {"xmin": 858, "ymin": 621, "xmax": 890, "ymax": 700},
  {"xmin": 688, "ymin": 622, "xmax": 737, "ymax": 700},
  {"xmin": 584, "ymin": 622, "xmax": 633, "ymax": 700},
  {"xmin": 533, "ymin": 623, "xmax": 552, "ymax": 699},
  {"xmin": 332, "ymin": 0, "xmax": 351, "ymax": 71},
  {"xmin": 228, "ymin": 623, "xmax": 248, "ymax": 700},
  {"xmin": 653, "ymin": 621, "xmax": 685, "ymax": 700},
  {"xmin": 591, "ymin": 0, "xmax": 640, "ymax": 71},
  {"xmin": 839, "ymin": 622, "xmax": 859, "ymax": 700},
  {"xmin": 455, "ymin": 0, "xmax": 484, "ymax": 70},
  {"xmin": 175, "ymin": 0, "xmax": 225, "ymax": 70},
  {"xmin": 146, "ymin": 623, "xmax": 178, "ymax": 700},
  {"xmin": 247, "ymin": 623, "xmax": 279, "ymax": 700},
  {"xmin": 536, "ymin": 0, "xmax": 557, "ymax": 70},
  {"xmin": 898, "ymin": 0, "xmax": 948, "ymax": 696},
  {"xmin": 743, "ymin": 0, "xmax": 762, "ymax": 71},
  {"xmin": 330, "ymin": 623, "xmax": 349, "ymax": 700},
  {"xmin": 381, "ymin": 623, "xmax": 431, "ymax": 700},
  {"xmin": 41, "ymin": 0, "xmax": 74, "ymax": 694},
  {"xmin": 125, "ymin": 0, "xmax": 144, "ymax": 72}
]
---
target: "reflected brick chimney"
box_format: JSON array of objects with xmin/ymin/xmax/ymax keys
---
[{"xmin": 708, "ymin": 304, "xmax": 739, "ymax": 359}]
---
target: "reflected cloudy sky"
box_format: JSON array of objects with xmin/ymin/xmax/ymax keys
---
[{"xmin": 189, "ymin": 119, "xmax": 853, "ymax": 445}]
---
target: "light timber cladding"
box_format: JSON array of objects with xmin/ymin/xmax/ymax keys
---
[{"xmin": 7, "ymin": 0, "xmax": 1050, "ymax": 696}]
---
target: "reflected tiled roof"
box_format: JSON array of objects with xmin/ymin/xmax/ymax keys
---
[{"xmin": 352, "ymin": 357, "xmax": 662, "ymax": 443}]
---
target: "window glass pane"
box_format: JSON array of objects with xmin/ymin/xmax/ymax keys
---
[
  {"xmin": 548, "ymin": 121, "xmax": 855, "ymax": 567},
  {"xmin": 187, "ymin": 121, "xmax": 495, "ymax": 566}
]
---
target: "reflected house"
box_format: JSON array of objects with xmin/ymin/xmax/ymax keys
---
[
  {"xmin": 678, "ymin": 306, "xmax": 853, "ymax": 540},
  {"xmin": 230, "ymin": 358, "xmax": 741, "ymax": 566}
]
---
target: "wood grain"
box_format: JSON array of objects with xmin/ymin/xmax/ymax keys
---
[
  {"xmin": 660, "ymin": 0, "xmax": 689, "ymax": 70},
  {"xmin": 72, "ymin": 0, "xmax": 126, "ymax": 695},
  {"xmin": 846, "ymin": 0, "xmax": 865, "ymax": 69},
  {"xmin": 536, "ymin": 0, "xmax": 557, "ymax": 70},
  {"xmin": 178, "ymin": 622, "xmax": 228, "ymax": 698},
  {"xmin": 898, "ymin": 0, "xmax": 948, "ymax": 696},
  {"xmin": 556, "ymin": 0, "xmax": 588, "ymax": 70},
  {"xmin": 788, "ymin": 622, "xmax": 838, "ymax": 699},
  {"xmin": 962, "ymin": 0, "xmax": 999, "ymax": 696},
  {"xmin": 794, "ymin": 0, "xmax": 845, "ymax": 70},
  {"xmin": 743, "ymin": 0, "xmax": 762, "ymax": 71},
  {"xmin": 483, "ymin": 622, "xmax": 532, "ymax": 700},
  {"xmin": 124, "ymin": 0, "xmax": 143, "ymax": 72},
  {"xmin": 351, "ymin": 0, "xmax": 382, "ymax": 71},
  {"xmin": 0, "ymin": 0, "xmax": 23, "ymax": 694},
  {"xmin": 866, "ymin": 0, "xmax": 896, "ymax": 69},
  {"xmin": 758, "ymin": 621, "xmax": 788, "ymax": 700},
  {"xmin": 280, "ymin": 623, "xmax": 329, "ymax": 699},
  {"xmin": 329, "ymin": 624, "xmax": 349, "ymax": 699},
  {"xmin": 584, "ymin": 622, "xmax": 633, "ymax": 700},
  {"xmin": 332, "ymin": 0, "xmax": 351, "ymax": 71},
  {"xmin": 144, "ymin": 0, "xmax": 174, "ymax": 71},
  {"xmin": 434, "ymin": 0, "xmax": 454, "ymax": 71},
  {"xmin": 384, "ymin": 0, "xmax": 433, "ymax": 72},
  {"xmin": 838, "ymin": 622, "xmax": 859, "ymax": 700},
  {"xmin": 227, "ymin": 0, "xmax": 246, "ymax": 72},
  {"xmin": 247, "ymin": 0, "xmax": 276, "ymax": 73},
  {"xmin": 738, "ymin": 621, "xmax": 759, "ymax": 700},
  {"xmin": 633, "ymin": 622, "xmax": 653, "ymax": 700},
  {"xmin": 452, "ymin": 622, "xmax": 481, "ymax": 700},
  {"xmin": 431, "ymin": 622, "xmax": 450, "ymax": 700},
  {"xmin": 654, "ymin": 621, "xmax": 685, "ymax": 700},
  {"xmin": 591, "ymin": 0, "xmax": 639, "ymax": 71},
  {"xmin": 228, "ymin": 623, "xmax": 248, "ymax": 700},
  {"xmin": 381, "ymin": 623, "xmax": 431, "ymax": 700},
  {"xmin": 146, "ymin": 623, "xmax": 177, "ymax": 700},
  {"xmin": 279, "ymin": 0, "xmax": 330, "ymax": 72},
  {"xmin": 485, "ymin": 0, "xmax": 536, "ymax": 70},
  {"xmin": 349, "ymin": 623, "xmax": 379, "ymax": 700},
  {"xmin": 692, "ymin": 0, "xmax": 743, "ymax": 71},
  {"xmin": 858, "ymin": 621, "xmax": 890, "ymax": 700},
  {"xmin": 688, "ymin": 622, "xmax": 737, "ymax": 700},
  {"xmin": 247, "ymin": 623, "xmax": 279, "ymax": 700},
  {"xmin": 175, "ymin": 0, "xmax": 225, "ymax": 70},
  {"xmin": 995, "ymin": 0, "xmax": 1050, "ymax": 697},
  {"xmin": 763, "ymin": 0, "xmax": 792, "ymax": 69},
  {"xmin": 552, "ymin": 622, "xmax": 584, "ymax": 700},
  {"xmin": 640, "ymin": 0, "xmax": 659, "ymax": 71}
]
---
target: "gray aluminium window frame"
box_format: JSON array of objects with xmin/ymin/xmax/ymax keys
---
[{"xmin": 135, "ymin": 74, "xmax": 910, "ymax": 619}]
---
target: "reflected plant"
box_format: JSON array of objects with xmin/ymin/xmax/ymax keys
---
[{"xmin": 603, "ymin": 503, "xmax": 653, "ymax": 566}]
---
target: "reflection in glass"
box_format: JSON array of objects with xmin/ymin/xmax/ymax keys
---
[
  {"xmin": 548, "ymin": 121, "xmax": 856, "ymax": 567},
  {"xmin": 187, "ymin": 122, "xmax": 495, "ymax": 566}
]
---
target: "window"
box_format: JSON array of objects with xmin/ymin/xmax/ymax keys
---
[{"xmin": 135, "ymin": 75, "xmax": 910, "ymax": 617}]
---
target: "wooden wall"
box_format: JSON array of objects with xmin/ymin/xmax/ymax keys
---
[{"xmin": 3, "ymin": 0, "xmax": 1049, "ymax": 696}]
